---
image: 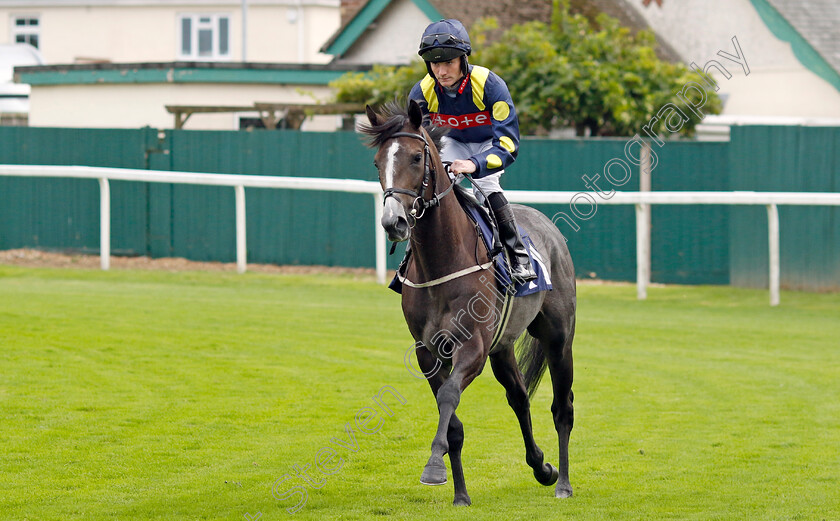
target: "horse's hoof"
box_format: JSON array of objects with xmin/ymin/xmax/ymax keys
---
[
  {"xmin": 554, "ymin": 483, "xmax": 573, "ymax": 498},
  {"xmin": 535, "ymin": 463, "xmax": 560, "ymax": 486},
  {"xmin": 453, "ymin": 494, "xmax": 471, "ymax": 507},
  {"xmin": 420, "ymin": 461, "xmax": 447, "ymax": 486}
]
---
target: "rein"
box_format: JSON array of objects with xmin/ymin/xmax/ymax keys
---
[{"xmin": 382, "ymin": 131, "xmax": 461, "ymax": 220}]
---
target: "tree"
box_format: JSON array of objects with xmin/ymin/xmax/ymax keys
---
[
  {"xmin": 330, "ymin": 0, "xmax": 721, "ymax": 137},
  {"xmin": 331, "ymin": 62, "xmax": 426, "ymax": 107},
  {"xmin": 473, "ymin": 1, "xmax": 722, "ymax": 136}
]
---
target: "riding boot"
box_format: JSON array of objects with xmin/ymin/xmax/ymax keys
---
[{"xmin": 488, "ymin": 192, "xmax": 537, "ymax": 282}]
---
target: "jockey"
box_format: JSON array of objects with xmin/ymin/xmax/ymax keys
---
[{"xmin": 409, "ymin": 19, "xmax": 537, "ymax": 282}]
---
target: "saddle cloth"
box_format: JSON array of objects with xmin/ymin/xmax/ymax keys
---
[{"xmin": 388, "ymin": 187, "xmax": 553, "ymax": 296}]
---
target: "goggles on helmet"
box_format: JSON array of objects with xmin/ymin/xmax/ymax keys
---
[{"xmin": 419, "ymin": 33, "xmax": 466, "ymax": 49}]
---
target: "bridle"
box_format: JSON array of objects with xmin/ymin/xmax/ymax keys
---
[
  {"xmin": 381, "ymin": 130, "xmax": 461, "ymax": 221},
  {"xmin": 380, "ymin": 128, "xmax": 495, "ymax": 288}
]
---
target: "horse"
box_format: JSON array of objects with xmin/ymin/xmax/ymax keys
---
[{"xmin": 359, "ymin": 99, "xmax": 576, "ymax": 506}]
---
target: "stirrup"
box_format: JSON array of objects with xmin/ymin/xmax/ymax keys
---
[{"xmin": 510, "ymin": 258, "xmax": 537, "ymax": 282}]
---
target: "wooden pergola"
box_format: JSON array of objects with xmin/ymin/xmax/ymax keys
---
[{"xmin": 165, "ymin": 102, "xmax": 365, "ymax": 130}]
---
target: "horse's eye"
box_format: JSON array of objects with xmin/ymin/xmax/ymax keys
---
[{"xmin": 412, "ymin": 153, "xmax": 423, "ymax": 164}]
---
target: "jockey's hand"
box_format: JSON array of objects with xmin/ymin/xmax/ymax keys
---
[{"xmin": 449, "ymin": 159, "xmax": 477, "ymax": 176}]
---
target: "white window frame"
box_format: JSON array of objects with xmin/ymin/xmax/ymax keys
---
[
  {"xmin": 10, "ymin": 14, "xmax": 40, "ymax": 49},
  {"xmin": 177, "ymin": 13, "xmax": 231, "ymax": 61}
]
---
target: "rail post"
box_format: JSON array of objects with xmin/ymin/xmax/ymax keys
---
[
  {"xmin": 99, "ymin": 177, "xmax": 110, "ymax": 271},
  {"xmin": 767, "ymin": 203, "xmax": 780, "ymax": 306},
  {"xmin": 635, "ymin": 203, "xmax": 650, "ymax": 300},
  {"xmin": 235, "ymin": 185, "xmax": 247, "ymax": 274}
]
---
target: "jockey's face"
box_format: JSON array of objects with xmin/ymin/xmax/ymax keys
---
[{"xmin": 430, "ymin": 59, "xmax": 462, "ymax": 88}]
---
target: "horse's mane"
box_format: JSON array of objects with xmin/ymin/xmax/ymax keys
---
[{"xmin": 357, "ymin": 100, "xmax": 447, "ymax": 151}]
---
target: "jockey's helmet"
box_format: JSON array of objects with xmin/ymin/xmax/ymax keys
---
[{"xmin": 418, "ymin": 19, "xmax": 471, "ymax": 63}]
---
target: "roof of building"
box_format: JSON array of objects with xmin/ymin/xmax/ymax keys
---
[
  {"xmin": 586, "ymin": 0, "xmax": 682, "ymax": 62},
  {"xmin": 763, "ymin": 0, "xmax": 840, "ymax": 76},
  {"xmin": 750, "ymin": 0, "xmax": 840, "ymax": 91},
  {"xmin": 14, "ymin": 61, "xmax": 371, "ymax": 86},
  {"xmin": 321, "ymin": 0, "xmax": 443, "ymax": 57}
]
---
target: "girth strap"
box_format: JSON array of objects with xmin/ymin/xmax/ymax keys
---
[{"xmin": 488, "ymin": 290, "xmax": 515, "ymax": 354}]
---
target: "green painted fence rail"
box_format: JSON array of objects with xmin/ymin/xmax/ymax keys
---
[{"xmin": 1, "ymin": 126, "xmax": 838, "ymax": 291}]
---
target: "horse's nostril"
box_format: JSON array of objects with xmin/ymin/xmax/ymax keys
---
[
  {"xmin": 382, "ymin": 215, "xmax": 410, "ymax": 241},
  {"xmin": 382, "ymin": 214, "xmax": 401, "ymax": 230},
  {"xmin": 391, "ymin": 218, "xmax": 408, "ymax": 237}
]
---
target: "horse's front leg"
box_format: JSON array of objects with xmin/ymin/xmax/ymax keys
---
[
  {"xmin": 418, "ymin": 339, "xmax": 486, "ymax": 495},
  {"xmin": 416, "ymin": 346, "xmax": 471, "ymax": 506}
]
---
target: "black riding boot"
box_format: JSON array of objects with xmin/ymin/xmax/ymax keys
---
[{"xmin": 488, "ymin": 192, "xmax": 537, "ymax": 282}]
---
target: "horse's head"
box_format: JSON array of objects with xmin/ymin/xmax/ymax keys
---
[{"xmin": 359, "ymin": 99, "xmax": 446, "ymax": 242}]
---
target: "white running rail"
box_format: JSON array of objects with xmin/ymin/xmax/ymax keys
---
[
  {"xmin": 2, "ymin": 165, "xmax": 840, "ymax": 305},
  {"xmin": 507, "ymin": 190, "xmax": 840, "ymax": 306},
  {"xmin": 0, "ymin": 164, "xmax": 385, "ymax": 281}
]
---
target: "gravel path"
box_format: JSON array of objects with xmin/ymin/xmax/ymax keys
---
[{"xmin": 0, "ymin": 248, "xmax": 377, "ymax": 277}]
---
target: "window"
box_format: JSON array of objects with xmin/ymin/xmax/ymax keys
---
[
  {"xmin": 178, "ymin": 14, "xmax": 231, "ymax": 60},
  {"xmin": 11, "ymin": 15, "xmax": 40, "ymax": 49}
]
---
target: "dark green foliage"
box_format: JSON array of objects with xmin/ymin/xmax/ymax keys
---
[{"xmin": 331, "ymin": 62, "xmax": 427, "ymax": 107}]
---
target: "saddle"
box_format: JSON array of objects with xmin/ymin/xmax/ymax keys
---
[{"xmin": 452, "ymin": 183, "xmax": 504, "ymax": 256}]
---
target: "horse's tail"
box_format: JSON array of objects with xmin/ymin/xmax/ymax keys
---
[{"xmin": 515, "ymin": 333, "xmax": 548, "ymax": 399}]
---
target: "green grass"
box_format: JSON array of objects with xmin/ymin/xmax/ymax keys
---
[{"xmin": 1, "ymin": 266, "xmax": 838, "ymax": 520}]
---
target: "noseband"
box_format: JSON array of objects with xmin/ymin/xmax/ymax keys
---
[{"xmin": 382, "ymin": 131, "xmax": 460, "ymax": 220}]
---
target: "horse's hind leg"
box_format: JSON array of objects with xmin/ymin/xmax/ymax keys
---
[
  {"xmin": 544, "ymin": 329, "xmax": 575, "ymax": 498},
  {"xmin": 489, "ymin": 347, "xmax": 559, "ymax": 487},
  {"xmin": 416, "ymin": 346, "xmax": 471, "ymax": 506}
]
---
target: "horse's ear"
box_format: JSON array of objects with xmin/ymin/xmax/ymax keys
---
[
  {"xmin": 365, "ymin": 105, "xmax": 380, "ymax": 126},
  {"xmin": 408, "ymin": 99, "xmax": 424, "ymax": 129}
]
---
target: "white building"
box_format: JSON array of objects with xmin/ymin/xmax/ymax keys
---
[
  {"xmin": 0, "ymin": 0, "xmax": 339, "ymax": 65},
  {"xmin": 627, "ymin": 0, "xmax": 840, "ymax": 132},
  {"xmin": 6, "ymin": 0, "xmax": 840, "ymax": 130},
  {"xmin": 1, "ymin": 0, "xmax": 361, "ymax": 129}
]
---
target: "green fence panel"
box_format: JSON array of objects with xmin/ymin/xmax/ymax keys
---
[
  {"xmin": 515, "ymin": 138, "xmax": 638, "ymax": 281},
  {"xmin": 2, "ymin": 125, "xmax": 836, "ymax": 289},
  {"xmin": 0, "ymin": 127, "xmax": 152, "ymax": 254},
  {"xmin": 729, "ymin": 125, "xmax": 840, "ymax": 291},
  {"xmin": 514, "ymin": 137, "xmax": 731, "ymax": 284},
  {"xmin": 164, "ymin": 129, "xmax": 378, "ymax": 267},
  {"xmin": 650, "ymin": 141, "xmax": 730, "ymax": 285}
]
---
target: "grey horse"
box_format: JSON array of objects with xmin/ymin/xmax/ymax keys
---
[{"xmin": 359, "ymin": 99, "xmax": 576, "ymax": 506}]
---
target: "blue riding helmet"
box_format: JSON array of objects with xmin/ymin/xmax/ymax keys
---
[{"xmin": 418, "ymin": 19, "xmax": 472, "ymax": 63}]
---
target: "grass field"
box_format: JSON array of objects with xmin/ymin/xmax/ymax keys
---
[{"xmin": 1, "ymin": 265, "xmax": 838, "ymax": 521}]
